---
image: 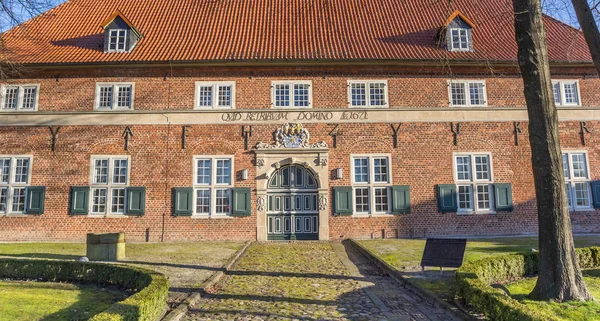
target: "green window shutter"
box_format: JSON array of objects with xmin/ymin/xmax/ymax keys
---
[
  {"xmin": 391, "ymin": 185, "xmax": 411, "ymax": 214},
  {"xmin": 494, "ymin": 183, "xmax": 513, "ymax": 212},
  {"xmin": 334, "ymin": 187, "xmax": 353, "ymax": 216},
  {"xmin": 592, "ymin": 181, "xmax": 600, "ymax": 209},
  {"xmin": 125, "ymin": 187, "xmax": 146, "ymax": 216},
  {"xmin": 70, "ymin": 186, "xmax": 90, "ymax": 215},
  {"xmin": 231, "ymin": 187, "xmax": 251, "ymax": 217},
  {"xmin": 173, "ymin": 188, "xmax": 193, "ymax": 216},
  {"xmin": 25, "ymin": 186, "xmax": 45, "ymax": 215},
  {"xmin": 437, "ymin": 184, "xmax": 457, "ymax": 213}
]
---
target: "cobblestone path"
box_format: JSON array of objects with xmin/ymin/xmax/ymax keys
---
[{"xmin": 185, "ymin": 242, "xmax": 462, "ymax": 321}]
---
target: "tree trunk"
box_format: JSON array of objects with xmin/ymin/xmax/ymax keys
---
[
  {"xmin": 512, "ymin": 0, "xmax": 592, "ymax": 302},
  {"xmin": 572, "ymin": 0, "xmax": 600, "ymax": 75}
]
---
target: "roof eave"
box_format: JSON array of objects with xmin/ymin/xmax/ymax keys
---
[{"xmin": 8, "ymin": 58, "xmax": 595, "ymax": 69}]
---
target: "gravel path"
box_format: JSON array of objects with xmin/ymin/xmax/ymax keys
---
[{"xmin": 185, "ymin": 242, "xmax": 462, "ymax": 321}]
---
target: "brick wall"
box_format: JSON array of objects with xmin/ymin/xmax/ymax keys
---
[
  {"xmin": 0, "ymin": 64, "xmax": 599, "ymax": 241},
  {"xmin": 0, "ymin": 120, "xmax": 599, "ymax": 241},
  {"xmin": 1, "ymin": 64, "xmax": 599, "ymax": 112}
]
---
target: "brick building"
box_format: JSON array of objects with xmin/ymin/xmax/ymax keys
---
[{"xmin": 0, "ymin": 0, "xmax": 598, "ymax": 242}]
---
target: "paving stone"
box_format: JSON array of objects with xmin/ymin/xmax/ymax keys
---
[{"xmin": 185, "ymin": 242, "xmax": 462, "ymax": 321}]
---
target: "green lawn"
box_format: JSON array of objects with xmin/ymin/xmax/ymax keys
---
[
  {"xmin": 0, "ymin": 242, "xmax": 244, "ymax": 289},
  {"xmin": 505, "ymin": 269, "xmax": 600, "ymax": 321},
  {"xmin": 358, "ymin": 236, "xmax": 600, "ymax": 303},
  {"xmin": 0, "ymin": 241, "xmax": 245, "ymax": 306},
  {"xmin": 0, "ymin": 280, "xmax": 126, "ymax": 321}
]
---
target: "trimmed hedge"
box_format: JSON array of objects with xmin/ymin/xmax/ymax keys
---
[
  {"xmin": 455, "ymin": 247, "xmax": 600, "ymax": 321},
  {"xmin": 0, "ymin": 258, "xmax": 169, "ymax": 321}
]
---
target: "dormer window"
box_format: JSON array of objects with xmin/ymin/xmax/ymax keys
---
[
  {"xmin": 101, "ymin": 10, "xmax": 142, "ymax": 54},
  {"xmin": 450, "ymin": 28, "xmax": 469, "ymax": 51},
  {"xmin": 108, "ymin": 29, "xmax": 128, "ymax": 52},
  {"xmin": 443, "ymin": 10, "xmax": 475, "ymax": 52}
]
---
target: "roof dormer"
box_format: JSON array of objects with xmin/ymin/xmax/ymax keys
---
[
  {"xmin": 100, "ymin": 10, "xmax": 142, "ymax": 53},
  {"xmin": 443, "ymin": 10, "xmax": 475, "ymax": 52}
]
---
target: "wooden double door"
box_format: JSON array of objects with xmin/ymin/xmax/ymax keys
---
[{"xmin": 266, "ymin": 165, "xmax": 319, "ymax": 241}]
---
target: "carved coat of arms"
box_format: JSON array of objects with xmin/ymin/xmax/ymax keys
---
[{"xmin": 256, "ymin": 123, "xmax": 327, "ymax": 149}]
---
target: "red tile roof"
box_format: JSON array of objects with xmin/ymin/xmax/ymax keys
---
[{"xmin": 1, "ymin": 0, "xmax": 592, "ymax": 65}]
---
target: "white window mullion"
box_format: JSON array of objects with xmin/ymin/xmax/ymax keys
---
[
  {"xmin": 106, "ymin": 159, "xmax": 114, "ymax": 213},
  {"xmin": 212, "ymin": 158, "xmax": 217, "ymax": 214},
  {"xmin": 17, "ymin": 88, "xmax": 23, "ymax": 110},
  {"xmin": 112, "ymin": 86, "xmax": 119, "ymax": 110},
  {"xmin": 559, "ymin": 82, "xmax": 565, "ymax": 106}
]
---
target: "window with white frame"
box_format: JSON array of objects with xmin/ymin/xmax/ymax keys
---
[
  {"xmin": 108, "ymin": 29, "xmax": 128, "ymax": 52},
  {"xmin": 454, "ymin": 153, "xmax": 494, "ymax": 213},
  {"xmin": 0, "ymin": 156, "xmax": 31, "ymax": 214},
  {"xmin": 351, "ymin": 155, "xmax": 391, "ymax": 214},
  {"xmin": 193, "ymin": 156, "xmax": 234, "ymax": 216},
  {"xmin": 348, "ymin": 80, "xmax": 388, "ymax": 107},
  {"xmin": 1, "ymin": 85, "xmax": 39, "ymax": 111},
  {"xmin": 95, "ymin": 83, "xmax": 134, "ymax": 110},
  {"xmin": 449, "ymin": 80, "xmax": 486, "ymax": 107},
  {"xmin": 552, "ymin": 80, "xmax": 580, "ymax": 106},
  {"xmin": 449, "ymin": 28, "xmax": 470, "ymax": 51},
  {"xmin": 195, "ymin": 82, "xmax": 235, "ymax": 109},
  {"xmin": 562, "ymin": 152, "xmax": 591, "ymax": 210},
  {"xmin": 90, "ymin": 156, "xmax": 129, "ymax": 215},
  {"xmin": 272, "ymin": 81, "xmax": 312, "ymax": 108}
]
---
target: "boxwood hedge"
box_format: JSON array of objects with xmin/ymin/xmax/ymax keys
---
[
  {"xmin": 0, "ymin": 258, "xmax": 169, "ymax": 321},
  {"xmin": 455, "ymin": 247, "xmax": 600, "ymax": 321}
]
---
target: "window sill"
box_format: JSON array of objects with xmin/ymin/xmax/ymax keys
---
[
  {"xmin": 350, "ymin": 213, "xmax": 392, "ymax": 218},
  {"xmin": 457, "ymin": 211, "xmax": 496, "ymax": 215},
  {"xmin": 190, "ymin": 215, "xmax": 233, "ymax": 219},
  {"xmin": 570, "ymin": 208, "xmax": 595, "ymax": 212},
  {"xmin": 348, "ymin": 105, "xmax": 389, "ymax": 108},
  {"xmin": 87, "ymin": 214, "xmax": 130, "ymax": 218},
  {"xmin": 449, "ymin": 105, "xmax": 488, "ymax": 108},
  {"xmin": 94, "ymin": 108, "xmax": 134, "ymax": 112},
  {"xmin": 194, "ymin": 107, "xmax": 234, "ymax": 110},
  {"xmin": 271, "ymin": 106, "xmax": 312, "ymax": 109},
  {"xmin": 0, "ymin": 213, "xmax": 28, "ymax": 217}
]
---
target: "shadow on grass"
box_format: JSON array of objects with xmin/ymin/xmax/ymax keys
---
[
  {"xmin": 0, "ymin": 253, "xmax": 81, "ymax": 260},
  {"xmin": 583, "ymin": 269, "xmax": 600, "ymax": 278},
  {"xmin": 189, "ymin": 242, "xmax": 462, "ymax": 321},
  {"xmin": 119, "ymin": 260, "xmax": 224, "ymax": 272},
  {"xmin": 225, "ymin": 269, "xmax": 366, "ymax": 281},
  {"xmin": 0, "ymin": 281, "xmax": 127, "ymax": 321},
  {"xmin": 465, "ymin": 245, "xmax": 533, "ymax": 254}
]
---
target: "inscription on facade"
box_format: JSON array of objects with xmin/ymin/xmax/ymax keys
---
[{"xmin": 221, "ymin": 111, "xmax": 368, "ymax": 123}]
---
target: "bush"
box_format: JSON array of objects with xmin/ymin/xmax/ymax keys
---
[
  {"xmin": 456, "ymin": 247, "xmax": 600, "ymax": 321},
  {"xmin": 0, "ymin": 258, "xmax": 169, "ymax": 321}
]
